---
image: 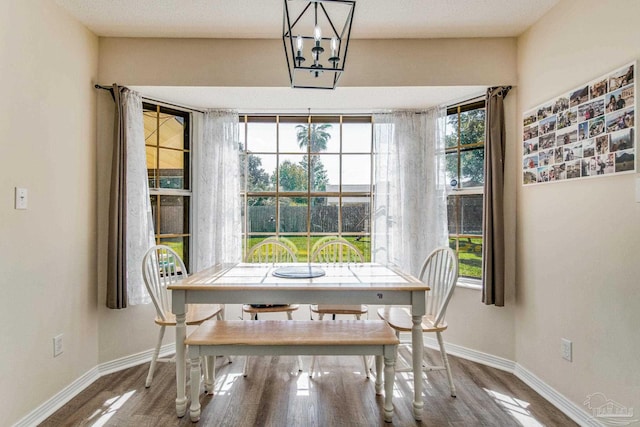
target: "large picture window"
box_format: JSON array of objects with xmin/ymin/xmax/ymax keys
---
[
  {"xmin": 143, "ymin": 103, "xmax": 192, "ymax": 268},
  {"xmin": 445, "ymin": 100, "xmax": 486, "ymax": 280},
  {"xmin": 240, "ymin": 115, "xmax": 373, "ymax": 262}
]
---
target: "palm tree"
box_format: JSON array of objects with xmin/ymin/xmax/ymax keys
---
[
  {"xmin": 295, "ymin": 123, "xmax": 332, "ymax": 152},
  {"xmin": 295, "ymin": 123, "xmax": 332, "ymax": 193}
]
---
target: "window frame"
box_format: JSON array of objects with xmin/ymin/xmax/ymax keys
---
[
  {"xmin": 239, "ymin": 114, "xmax": 374, "ymax": 262},
  {"xmin": 445, "ymin": 99, "xmax": 486, "ymax": 288},
  {"xmin": 140, "ymin": 102, "xmax": 484, "ymax": 280},
  {"xmin": 143, "ymin": 102, "xmax": 193, "ymax": 270}
]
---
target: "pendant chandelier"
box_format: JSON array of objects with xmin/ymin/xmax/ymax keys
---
[{"xmin": 282, "ymin": 0, "xmax": 356, "ymax": 89}]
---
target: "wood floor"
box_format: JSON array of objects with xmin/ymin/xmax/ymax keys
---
[{"xmin": 40, "ymin": 347, "xmax": 577, "ymax": 426}]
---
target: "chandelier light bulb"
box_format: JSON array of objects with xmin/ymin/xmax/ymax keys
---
[
  {"xmin": 331, "ymin": 37, "xmax": 338, "ymax": 56},
  {"xmin": 296, "ymin": 35, "xmax": 303, "ymax": 52},
  {"xmin": 313, "ymin": 25, "xmax": 322, "ymax": 42}
]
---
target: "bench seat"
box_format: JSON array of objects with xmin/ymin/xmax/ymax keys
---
[{"xmin": 185, "ymin": 319, "xmax": 399, "ymax": 423}]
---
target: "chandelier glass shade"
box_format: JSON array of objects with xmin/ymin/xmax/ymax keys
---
[{"xmin": 282, "ymin": 0, "xmax": 356, "ymax": 89}]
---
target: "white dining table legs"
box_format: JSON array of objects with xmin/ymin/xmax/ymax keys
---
[
  {"xmin": 412, "ymin": 314, "xmax": 425, "ymax": 420},
  {"xmin": 174, "ymin": 293, "xmax": 188, "ymax": 418}
]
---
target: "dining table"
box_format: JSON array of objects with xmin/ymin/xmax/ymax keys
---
[{"xmin": 169, "ymin": 262, "xmax": 430, "ymax": 421}]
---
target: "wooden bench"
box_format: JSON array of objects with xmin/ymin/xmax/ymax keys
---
[{"xmin": 185, "ymin": 319, "xmax": 400, "ymax": 423}]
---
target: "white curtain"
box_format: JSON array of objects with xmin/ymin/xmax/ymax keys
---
[
  {"xmin": 195, "ymin": 109, "xmax": 242, "ymax": 271},
  {"xmin": 124, "ymin": 89, "xmax": 155, "ymax": 305},
  {"xmin": 372, "ymin": 108, "xmax": 448, "ymax": 277}
]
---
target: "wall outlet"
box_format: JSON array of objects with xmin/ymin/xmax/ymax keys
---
[
  {"xmin": 561, "ymin": 338, "xmax": 572, "ymax": 362},
  {"xmin": 15, "ymin": 187, "xmax": 28, "ymax": 210},
  {"xmin": 53, "ymin": 334, "xmax": 63, "ymax": 357}
]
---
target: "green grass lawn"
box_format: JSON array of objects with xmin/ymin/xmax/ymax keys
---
[
  {"xmin": 159, "ymin": 239, "xmax": 185, "ymax": 260},
  {"xmin": 453, "ymin": 237, "xmax": 482, "ymax": 279}
]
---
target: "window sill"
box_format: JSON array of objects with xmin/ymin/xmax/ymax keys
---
[{"xmin": 456, "ymin": 277, "xmax": 482, "ymax": 290}]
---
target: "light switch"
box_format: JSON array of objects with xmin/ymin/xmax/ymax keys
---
[
  {"xmin": 15, "ymin": 187, "xmax": 28, "ymax": 210},
  {"xmin": 636, "ymin": 176, "xmax": 640, "ymax": 203}
]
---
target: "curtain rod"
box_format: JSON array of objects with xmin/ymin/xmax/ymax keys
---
[
  {"xmin": 489, "ymin": 85, "xmax": 513, "ymax": 98},
  {"xmin": 447, "ymin": 92, "xmax": 487, "ymax": 110},
  {"xmin": 94, "ymin": 84, "xmax": 509, "ymax": 115},
  {"xmin": 94, "ymin": 84, "xmax": 206, "ymax": 114},
  {"xmin": 141, "ymin": 96, "xmax": 206, "ymax": 114},
  {"xmin": 445, "ymin": 85, "xmax": 512, "ymax": 110},
  {"xmin": 94, "ymin": 84, "xmax": 115, "ymax": 101}
]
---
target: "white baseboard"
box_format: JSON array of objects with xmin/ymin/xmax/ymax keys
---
[
  {"xmin": 399, "ymin": 333, "xmax": 599, "ymax": 427},
  {"xmin": 513, "ymin": 365, "xmax": 603, "ymax": 427},
  {"xmin": 12, "ymin": 343, "xmax": 174, "ymax": 427},
  {"xmin": 15, "ymin": 337, "xmax": 600, "ymax": 427},
  {"xmin": 99, "ymin": 343, "xmax": 175, "ymax": 376},
  {"xmin": 13, "ymin": 366, "xmax": 101, "ymax": 427},
  {"xmin": 399, "ymin": 332, "xmax": 516, "ymax": 372}
]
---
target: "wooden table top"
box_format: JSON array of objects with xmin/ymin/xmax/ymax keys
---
[{"xmin": 169, "ymin": 262, "xmax": 429, "ymax": 292}]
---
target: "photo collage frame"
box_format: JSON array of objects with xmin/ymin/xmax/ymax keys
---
[{"xmin": 523, "ymin": 62, "xmax": 635, "ymax": 185}]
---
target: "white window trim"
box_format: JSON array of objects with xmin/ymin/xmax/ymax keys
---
[{"xmin": 457, "ymin": 277, "xmax": 482, "ymax": 290}]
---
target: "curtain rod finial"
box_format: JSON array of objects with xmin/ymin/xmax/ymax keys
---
[{"xmin": 94, "ymin": 84, "xmax": 116, "ymax": 101}]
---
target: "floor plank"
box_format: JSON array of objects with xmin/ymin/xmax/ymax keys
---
[{"xmin": 39, "ymin": 347, "xmax": 577, "ymax": 426}]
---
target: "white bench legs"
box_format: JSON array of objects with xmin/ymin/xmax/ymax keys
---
[{"xmin": 185, "ymin": 320, "xmax": 399, "ymax": 423}]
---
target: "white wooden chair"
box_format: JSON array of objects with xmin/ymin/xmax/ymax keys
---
[
  {"xmin": 242, "ymin": 238, "xmax": 300, "ymax": 320},
  {"xmin": 142, "ymin": 245, "xmax": 224, "ymax": 388},
  {"xmin": 309, "ymin": 239, "xmax": 370, "ymax": 378},
  {"xmin": 309, "ymin": 235, "xmax": 344, "ymax": 257},
  {"xmin": 377, "ymin": 246, "xmax": 459, "ymax": 397},
  {"xmin": 311, "ymin": 238, "xmax": 365, "ymax": 264},
  {"xmin": 310, "ymin": 236, "xmax": 368, "ymax": 320},
  {"xmin": 245, "ymin": 237, "xmax": 298, "ymax": 264},
  {"xmin": 309, "ymin": 239, "xmax": 367, "ymax": 322},
  {"xmin": 242, "ymin": 238, "xmax": 301, "ymax": 376}
]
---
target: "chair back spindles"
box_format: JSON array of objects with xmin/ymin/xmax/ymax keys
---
[
  {"xmin": 419, "ymin": 247, "xmax": 458, "ymax": 327},
  {"xmin": 245, "ymin": 238, "xmax": 297, "ymax": 263},
  {"xmin": 142, "ymin": 245, "xmax": 188, "ymax": 322},
  {"xmin": 311, "ymin": 240, "xmax": 364, "ymax": 264}
]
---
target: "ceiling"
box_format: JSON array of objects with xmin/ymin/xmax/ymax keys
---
[{"xmin": 57, "ymin": 0, "xmax": 559, "ymax": 111}]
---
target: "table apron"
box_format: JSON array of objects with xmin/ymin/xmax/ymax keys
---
[{"xmin": 177, "ymin": 289, "xmax": 424, "ymax": 309}]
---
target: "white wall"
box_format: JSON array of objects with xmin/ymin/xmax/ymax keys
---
[
  {"xmin": 516, "ymin": 0, "xmax": 640, "ymax": 416},
  {"xmin": 0, "ymin": 1, "xmax": 99, "ymax": 425},
  {"xmin": 96, "ymin": 37, "xmax": 519, "ymax": 363}
]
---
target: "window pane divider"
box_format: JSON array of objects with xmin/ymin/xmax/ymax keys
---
[
  {"xmin": 448, "ymin": 188, "xmax": 483, "ymax": 195},
  {"xmin": 149, "ymin": 189, "xmax": 192, "ymax": 196}
]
